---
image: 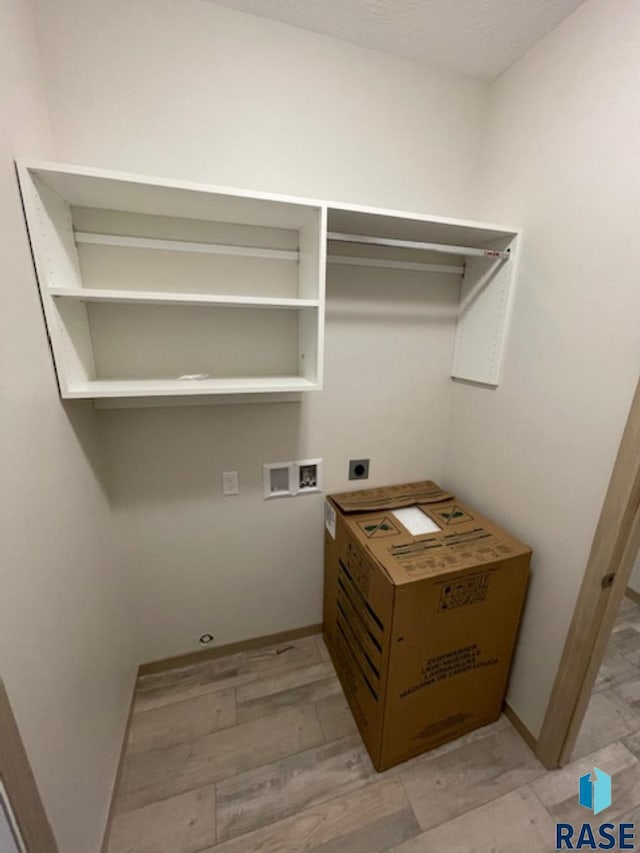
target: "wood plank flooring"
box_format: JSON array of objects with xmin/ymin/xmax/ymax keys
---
[{"xmin": 106, "ymin": 599, "xmax": 640, "ymax": 852}]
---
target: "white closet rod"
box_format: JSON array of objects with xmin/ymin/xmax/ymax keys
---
[
  {"xmin": 327, "ymin": 255, "xmax": 464, "ymax": 275},
  {"xmin": 327, "ymin": 231, "xmax": 510, "ymax": 260},
  {"xmin": 74, "ymin": 231, "xmax": 465, "ymax": 274},
  {"xmin": 74, "ymin": 232, "xmax": 299, "ymax": 261}
]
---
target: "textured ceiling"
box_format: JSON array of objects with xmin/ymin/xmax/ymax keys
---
[{"xmin": 209, "ymin": 0, "xmax": 585, "ymax": 79}]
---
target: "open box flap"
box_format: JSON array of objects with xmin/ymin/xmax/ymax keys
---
[{"xmin": 330, "ymin": 480, "xmax": 453, "ymax": 514}]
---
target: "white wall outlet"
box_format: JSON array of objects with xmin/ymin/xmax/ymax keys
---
[
  {"xmin": 294, "ymin": 458, "xmax": 323, "ymax": 496},
  {"xmin": 263, "ymin": 462, "xmax": 295, "ymax": 499},
  {"xmin": 222, "ymin": 471, "xmax": 239, "ymax": 495}
]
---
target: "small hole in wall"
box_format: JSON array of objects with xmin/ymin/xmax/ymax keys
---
[{"xmin": 199, "ymin": 633, "xmax": 215, "ymax": 645}]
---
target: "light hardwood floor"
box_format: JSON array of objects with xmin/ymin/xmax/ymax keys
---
[{"xmin": 106, "ymin": 598, "xmax": 640, "ymax": 852}]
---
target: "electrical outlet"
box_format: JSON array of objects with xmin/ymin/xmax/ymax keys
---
[
  {"xmin": 349, "ymin": 459, "xmax": 370, "ymax": 480},
  {"xmin": 222, "ymin": 471, "xmax": 239, "ymax": 495}
]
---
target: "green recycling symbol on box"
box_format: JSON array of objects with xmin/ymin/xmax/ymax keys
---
[
  {"xmin": 434, "ymin": 506, "xmax": 473, "ymax": 526},
  {"xmin": 358, "ymin": 517, "xmax": 400, "ymax": 538}
]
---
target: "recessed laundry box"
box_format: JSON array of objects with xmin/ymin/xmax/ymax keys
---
[{"xmin": 322, "ymin": 481, "xmax": 531, "ymax": 771}]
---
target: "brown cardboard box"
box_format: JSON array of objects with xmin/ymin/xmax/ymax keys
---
[{"xmin": 323, "ymin": 480, "xmax": 531, "ymax": 771}]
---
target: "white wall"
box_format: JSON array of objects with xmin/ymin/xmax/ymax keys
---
[
  {"xmin": 445, "ymin": 0, "xmax": 640, "ymax": 737},
  {"xmin": 32, "ymin": 0, "xmax": 487, "ymax": 214},
  {"xmin": 0, "ymin": 2, "xmax": 137, "ymax": 850},
  {"xmin": 31, "ymin": 0, "xmax": 489, "ymax": 662}
]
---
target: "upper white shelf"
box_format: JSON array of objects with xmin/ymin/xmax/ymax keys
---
[
  {"xmin": 49, "ymin": 287, "xmax": 319, "ymax": 310},
  {"xmin": 326, "ymin": 204, "xmax": 517, "ymax": 249},
  {"xmin": 21, "ymin": 161, "xmax": 317, "ymax": 229}
]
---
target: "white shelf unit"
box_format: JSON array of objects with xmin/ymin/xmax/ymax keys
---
[
  {"xmin": 16, "ymin": 161, "xmax": 326, "ymax": 403},
  {"xmin": 325, "ymin": 205, "xmax": 520, "ymax": 386},
  {"xmin": 17, "ymin": 160, "xmax": 520, "ymax": 405}
]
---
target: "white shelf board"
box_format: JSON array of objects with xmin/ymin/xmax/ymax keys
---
[
  {"xmin": 49, "ymin": 287, "xmax": 319, "ymax": 310},
  {"xmin": 22, "ymin": 161, "xmax": 320, "ymax": 229},
  {"xmin": 327, "ymin": 206, "xmax": 519, "ymax": 249},
  {"xmin": 64, "ymin": 375, "xmax": 320, "ymax": 399},
  {"xmin": 20, "ymin": 161, "xmax": 521, "ymax": 242}
]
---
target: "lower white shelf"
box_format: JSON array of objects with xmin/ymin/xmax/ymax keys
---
[
  {"xmin": 64, "ymin": 375, "xmax": 321, "ymax": 399},
  {"xmin": 50, "ymin": 287, "xmax": 319, "ymax": 310}
]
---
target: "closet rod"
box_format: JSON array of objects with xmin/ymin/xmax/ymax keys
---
[
  {"xmin": 327, "ymin": 255, "xmax": 464, "ymax": 275},
  {"xmin": 327, "ymin": 231, "xmax": 510, "ymax": 260},
  {"xmin": 74, "ymin": 232, "xmax": 299, "ymax": 262}
]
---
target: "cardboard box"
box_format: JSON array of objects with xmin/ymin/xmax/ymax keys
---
[{"xmin": 323, "ymin": 480, "xmax": 531, "ymax": 771}]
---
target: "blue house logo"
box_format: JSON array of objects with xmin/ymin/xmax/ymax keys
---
[
  {"xmin": 579, "ymin": 768, "xmax": 612, "ymax": 816},
  {"xmin": 556, "ymin": 766, "xmax": 635, "ymax": 849}
]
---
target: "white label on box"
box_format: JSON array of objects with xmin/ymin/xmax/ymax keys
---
[
  {"xmin": 392, "ymin": 506, "xmax": 441, "ymax": 536},
  {"xmin": 325, "ymin": 502, "xmax": 336, "ymax": 539}
]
